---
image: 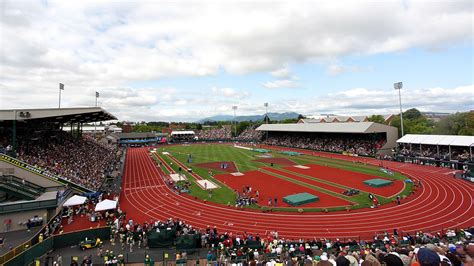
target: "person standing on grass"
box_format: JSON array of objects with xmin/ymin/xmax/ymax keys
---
[{"xmin": 268, "ymin": 198, "xmax": 272, "ymax": 207}]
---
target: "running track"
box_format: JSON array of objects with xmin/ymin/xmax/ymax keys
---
[{"xmin": 120, "ymin": 147, "xmax": 474, "ymax": 241}]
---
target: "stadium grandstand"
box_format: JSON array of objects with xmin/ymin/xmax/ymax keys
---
[
  {"xmin": 396, "ymin": 134, "xmax": 473, "ymax": 171},
  {"xmin": 195, "ymin": 125, "xmax": 232, "ymax": 141},
  {"xmin": 64, "ymin": 124, "xmax": 123, "ymax": 134},
  {"xmin": 0, "ymin": 107, "xmax": 120, "ymax": 238},
  {"xmin": 109, "ymin": 132, "xmax": 167, "ymax": 147},
  {"xmin": 257, "ymin": 122, "xmax": 397, "ymax": 156},
  {"xmin": 170, "ymin": 130, "xmax": 196, "ymax": 142}
]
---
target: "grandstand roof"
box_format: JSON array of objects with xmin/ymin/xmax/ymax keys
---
[
  {"xmin": 112, "ymin": 132, "xmax": 157, "ymax": 139},
  {"xmin": 397, "ymin": 134, "xmax": 474, "ymax": 147},
  {"xmin": 256, "ymin": 122, "xmax": 395, "ymax": 134},
  {"xmin": 171, "ymin": 131, "xmax": 195, "ymax": 135},
  {"xmin": 0, "ymin": 107, "xmax": 116, "ymax": 124},
  {"xmin": 299, "ymin": 115, "xmax": 368, "ymax": 123}
]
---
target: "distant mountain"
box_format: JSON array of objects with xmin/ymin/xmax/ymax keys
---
[{"xmin": 197, "ymin": 112, "xmax": 300, "ymax": 123}]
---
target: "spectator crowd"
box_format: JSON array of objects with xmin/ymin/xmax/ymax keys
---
[
  {"xmin": 397, "ymin": 144, "xmax": 472, "ymax": 162},
  {"xmin": 197, "ymin": 126, "xmax": 232, "ymax": 140},
  {"xmin": 236, "ymin": 126, "xmax": 264, "ymax": 142},
  {"xmin": 264, "ymin": 133, "xmax": 386, "ymax": 157},
  {"xmin": 66, "ymin": 204, "xmax": 474, "ymax": 266},
  {"xmin": 17, "ymin": 131, "xmax": 120, "ymax": 190}
]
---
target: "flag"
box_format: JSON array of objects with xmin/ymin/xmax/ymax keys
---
[
  {"xmin": 96, "ymin": 91, "xmax": 99, "ymax": 98},
  {"xmin": 59, "ymin": 83, "xmax": 64, "ymax": 90}
]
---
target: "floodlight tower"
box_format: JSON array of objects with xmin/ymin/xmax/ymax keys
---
[
  {"xmin": 232, "ymin": 106, "xmax": 238, "ymax": 137},
  {"xmin": 264, "ymin": 102, "xmax": 269, "ymax": 140},
  {"xmin": 394, "ymin": 82, "xmax": 404, "ymax": 137}
]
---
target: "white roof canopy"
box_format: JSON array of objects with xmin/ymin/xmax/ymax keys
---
[
  {"xmin": 94, "ymin": 199, "xmax": 117, "ymax": 211},
  {"xmin": 397, "ymin": 134, "xmax": 474, "ymax": 147},
  {"xmin": 63, "ymin": 195, "xmax": 87, "ymax": 207},
  {"xmin": 171, "ymin": 131, "xmax": 195, "ymax": 135}
]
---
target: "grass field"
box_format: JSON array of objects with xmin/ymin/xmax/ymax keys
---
[{"xmin": 152, "ymin": 143, "xmax": 413, "ymax": 212}]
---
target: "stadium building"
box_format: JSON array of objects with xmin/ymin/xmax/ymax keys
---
[
  {"xmin": 108, "ymin": 132, "xmax": 167, "ymax": 146},
  {"xmin": 396, "ymin": 134, "xmax": 474, "ymax": 170},
  {"xmin": 0, "ymin": 107, "xmax": 117, "ymax": 233},
  {"xmin": 257, "ymin": 122, "xmax": 398, "ymax": 155}
]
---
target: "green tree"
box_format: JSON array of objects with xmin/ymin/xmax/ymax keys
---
[
  {"xmin": 368, "ymin": 115, "xmax": 385, "ymax": 124},
  {"xmin": 403, "ymin": 108, "xmax": 423, "ymax": 120},
  {"xmin": 236, "ymin": 121, "xmax": 250, "ymax": 136},
  {"xmin": 281, "ymin": 118, "xmax": 298, "ymax": 123},
  {"xmin": 434, "ymin": 112, "xmax": 474, "ymax": 135}
]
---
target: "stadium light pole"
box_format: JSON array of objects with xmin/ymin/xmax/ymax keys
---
[
  {"xmin": 394, "ymin": 82, "xmax": 404, "ymax": 137},
  {"xmin": 232, "ymin": 106, "xmax": 238, "ymax": 137},
  {"xmin": 95, "ymin": 91, "xmax": 99, "ymax": 107},
  {"xmin": 58, "ymin": 83, "xmax": 64, "ymax": 108},
  {"xmin": 264, "ymin": 102, "xmax": 269, "ymax": 140},
  {"xmin": 95, "ymin": 91, "xmax": 100, "ymax": 137}
]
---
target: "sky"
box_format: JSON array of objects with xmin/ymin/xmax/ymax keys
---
[{"xmin": 0, "ymin": 0, "xmax": 473, "ymax": 122}]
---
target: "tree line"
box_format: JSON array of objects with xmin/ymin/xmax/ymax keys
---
[{"xmin": 368, "ymin": 109, "xmax": 473, "ymax": 136}]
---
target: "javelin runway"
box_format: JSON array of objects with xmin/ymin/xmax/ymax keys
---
[{"xmin": 120, "ymin": 147, "xmax": 473, "ymax": 240}]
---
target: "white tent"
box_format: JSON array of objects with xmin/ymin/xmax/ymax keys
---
[
  {"xmin": 95, "ymin": 199, "xmax": 117, "ymax": 212},
  {"xmin": 63, "ymin": 195, "xmax": 87, "ymax": 207}
]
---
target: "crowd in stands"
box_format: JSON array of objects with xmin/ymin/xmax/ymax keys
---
[
  {"xmin": 201, "ymin": 229, "xmax": 473, "ymax": 266},
  {"xmin": 17, "ymin": 131, "xmax": 120, "ymax": 190},
  {"xmin": 397, "ymin": 145, "xmax": 472, "ymax": 162},
  {"xmin": 264, "ymin": 133, "xmax": 386, "ymax": 157},
  {"xmin": 196, "ymin": 126, "xmax": 232, "ymax": 140},
  {"xmin": 236, "ymin": 125, "xmax": 264, "ymax": 141},
  {"xmin": 64, "ymin": 201, "xmax": 474, "ymax": 266}
]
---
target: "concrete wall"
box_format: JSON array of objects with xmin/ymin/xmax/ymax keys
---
[
  {"xmin": 0, "ymin": 161, "xmax": 64, "ymax": 190},
  {"xmin": 0, "ymin": 208, "xmax": 48, "ymax": 232},
  {"xmin": 380, "ymin": 126, "xmax": 399, "ymax": 155}
]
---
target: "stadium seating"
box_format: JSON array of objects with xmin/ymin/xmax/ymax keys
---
[{"xmin": 17, "ymin": 132, "xmax": 119, "ymax": 190}]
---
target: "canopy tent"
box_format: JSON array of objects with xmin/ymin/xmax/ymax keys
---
[
  {"xmin": 95, "ymin": 199, "xmax": 117, "ymax": 212},
  {"xmin": 396, "ymin": 134, "xmax": 474, "ymax": 161},
  {"xmin": 170, "ymin": 131, "xmax": 195, "ymax": 135},
  {"xmin": 397, "ymin": 134, "xmax": 474, "ymax": 147},
  {"xmin": 63, "ymin": 195, "xmax": 87, "ymax": 207}
]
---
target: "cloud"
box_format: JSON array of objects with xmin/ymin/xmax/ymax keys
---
[
  {"xmin": 2, "ymin": 0, "xmax": 472, "ymax": 81},
  {"xmin": 262, "ymin": 79, "xmax": 299, "ymax": 89},
  {"xmin": 327, "ymin": 64, "xmax": 374, "ymax": 75},
  {"xmin": 270, "ymin": 67, "xmax": 291, "ymax": 79},
  {"xmin": 0, "ymin": 0, "xmax": 472, "ymax": 121},
  {"xmin": 210, "ymin": 87, "xmax": 250, "ymax": 99},
  {"xmin": 274, "ymin": 84, "xmax": 474, "ymax": 116}
]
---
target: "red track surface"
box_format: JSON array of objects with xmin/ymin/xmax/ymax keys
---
[
  {"xmin": 254, "ymin": 158, "xmax": 296, "ymax": 166},
  {"xmin": 213, "ymin": 170, "xmax": 352, "ymax": 208},
  {"xmin": 262, "ymin": 167, "xmax": 347, "ymax": 194},
  {"xmin": 284, "ymin": 164, "xmax": 404, "ymax": 198},
  {"xmin": 120, "ymin": 147, "xmax": 474, "ymax": 241}
]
